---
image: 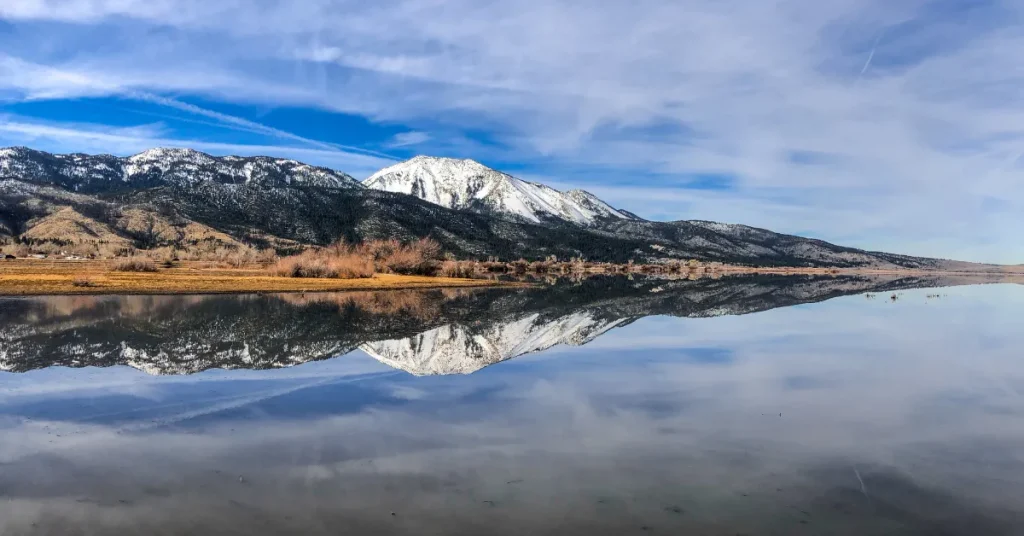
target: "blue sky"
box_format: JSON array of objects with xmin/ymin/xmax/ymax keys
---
[{"xmin": 1, "ymin": 0, "xmax": 1022, "ymax": 263}]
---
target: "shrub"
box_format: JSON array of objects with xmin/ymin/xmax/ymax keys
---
[
  {"xmin": 381, "ymin": 248, "xmax": 429, "ymax": 275},
  {"xmin": 371, "ymin": 238, "xmax": 442, "ymax": 275},
  {"xmin": 111, "ymin": 257, "xmax": 158, "ymax": 272},
  {"xmin": 270, "ymin": 238, "xmax": 445, "ymax": 278},
  {"xmin": 219, "ymin": 247, "xmax": 258, "ymax": 268},
  {"xmin": 352, "ymin": 238, "xmax": 401, "ymax": 262},
  {"xmin": 71, "ymin": 277, "xmax": 96, "ymax": 287},
  {"xmin": 439, "ymin": 260, "xmax": 478, "ymax": 278},
  {"xmin": 271, "ymin": 252, "xmax": 333, "ymax": 278},
  {"xmin": 270, "ymin": 249, "xmax": 374, "ymax": 279},
  {"xmin": 331, "ymin": 255, "xmax": 375, "ymax": 279},
  {"xmin": 408, "ymin": 238, "xmax": 441, "ymax": 261}
]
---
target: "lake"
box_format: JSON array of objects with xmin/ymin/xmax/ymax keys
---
[{"xmin": 1, "ymin": 274, "xmax": 1022, "ymax": 535}]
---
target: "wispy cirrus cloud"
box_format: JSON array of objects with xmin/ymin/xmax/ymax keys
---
[
  {"xmin": 386, "ymin": 131, "xmax": 431, "ymax": 148},
  {"xmin": 1, "ymin": 0, "xmax": 1023, "ymax": 262}
]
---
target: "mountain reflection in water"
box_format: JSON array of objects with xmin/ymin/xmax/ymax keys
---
[
  {"xmin": 0, "ymin": 273, "xmax": 986, "ymax": 376},
  {"xmin": 1, "ymin": 275, "xmax": 1023, "ymax": 536}
]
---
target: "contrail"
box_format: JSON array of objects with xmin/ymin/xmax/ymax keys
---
[
  {"xmin": 858, "ymin": 32, "xmax": 884, "ymax": 78},
  {"xmin": 26, "ymin": 371, "xmax": 403, "ymax": 446},
  {"xmin": 854, "ymin": 468, "xmax": 870, "ymax": 499},
  {"xmin": 116, "ymin": 371, "xmax": 404, "ymax": 432},
  {"xmin": 130, "ymin": 91, "xmax": 396, "ymax": 159}
]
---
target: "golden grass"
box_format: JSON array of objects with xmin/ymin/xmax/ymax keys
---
[
  {"xmin": 0, "ymin": 259, "xmax": 511, "ymax": 296},
  {"xmin": 71, "ymin": 276, "xmax": 97, "ymax": 287}
]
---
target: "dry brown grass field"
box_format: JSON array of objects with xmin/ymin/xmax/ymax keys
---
[{"xmin": 0, "ymin": 259, "xmax": 507, "ymax": 296}]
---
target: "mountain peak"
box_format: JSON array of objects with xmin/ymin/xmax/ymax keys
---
[
  {"xmin": 364, "ymin": 155, "xmax": 636, "ymax": 225},
  {"xmin": 129, "ymin": 147, "xmax": 207, "ymax": 161},
  {"xmin": 399, "ymin": 155, "xmax": 500, "ymax": 179},
  {"xmin": 409, "ymin": 154, "xmax": 478, "ymax": 164}
]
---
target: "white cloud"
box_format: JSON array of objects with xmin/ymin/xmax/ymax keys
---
[
  {"xmin": 386, "ymin": 131, "xmax": 431, "ymax": 148},
  {"xmin": 1, "ymin": 0, "xmax": 1023, "ymax": 261}
]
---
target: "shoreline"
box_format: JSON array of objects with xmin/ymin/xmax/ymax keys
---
[
  {"xmin": 712, "ymin": 265, "xmax": 1024, "ymax": 277},
  {"xmin": 0, "ymin": 258, "xmax": 1020, "ymax": 296},
  {"xmin": 0, "ymin": 259, "xmax": 512, "ymax": 296}
]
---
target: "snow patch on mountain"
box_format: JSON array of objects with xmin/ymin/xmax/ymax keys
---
[{"xmin": 364, "ymin": 155, "xmax": 635, "ymax": 225}]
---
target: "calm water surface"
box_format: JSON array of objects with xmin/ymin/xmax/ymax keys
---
[{"xmin": 1, "ymin": 275, "xmax": 1022, "ymax": 535}]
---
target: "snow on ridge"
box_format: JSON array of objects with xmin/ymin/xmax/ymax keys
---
[
  {"xmin": 0, "ymin": 147, "xmax": 362, "ymax": 189},
  {"xmin": 364, "ymin": 155, "xmax": 635, "ymax": 225},
  {"xmin": 690, "ymin": 220, "xmax": 742, "ymax": 233}
]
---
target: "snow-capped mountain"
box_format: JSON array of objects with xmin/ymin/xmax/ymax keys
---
[
  {"xmin": 0, "ymin": 146, "xmax": 362, "ymax": 192},
  {"xmin": 364, "ymin": 155, "xmax": 636, "ymax": 225},
  {"xmin": 360, "ymin": 312, "xmax": 631, "ymax": 375},
  {"xmin": 0, "ymin": 146, "xmax": 961, "ymax": 269}
]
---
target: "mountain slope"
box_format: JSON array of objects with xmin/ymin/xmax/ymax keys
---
[
  {"xmin": 364, "ymin": 155, "xmax": 635, "ymax": 225},
  {"xmin": 593, "ymin": 219, "xmax": 943, "ymax": 269},
  {"xmin": 20, "ymin": 206, "xmax": 132, "ymax": 247},
  {"xmin": 0, "ymin": 179, "xmax": 258, "ymax": 252}
]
